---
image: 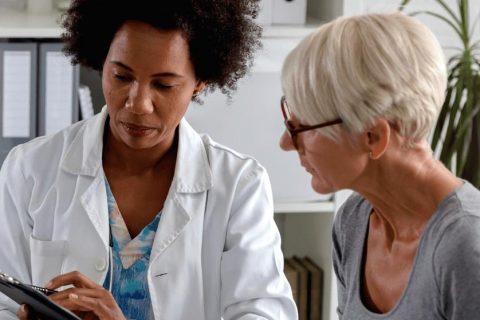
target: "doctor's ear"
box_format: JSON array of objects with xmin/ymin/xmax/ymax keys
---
[
  {"xmin": 193, "ymin": 81, "xmax": 207, "ymax": 98},
  {"xmin": 364, "ymin": 118, "xmax": 390, "ymax": 160}
]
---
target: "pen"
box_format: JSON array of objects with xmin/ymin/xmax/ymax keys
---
[{"xmin": 29, "ymin": 284, "xmax": 58, "ymax": 296}]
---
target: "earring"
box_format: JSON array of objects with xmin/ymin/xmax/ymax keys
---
[{"xmin": 369, "ymin": 151, "xmax": 374, "ymax": 159}]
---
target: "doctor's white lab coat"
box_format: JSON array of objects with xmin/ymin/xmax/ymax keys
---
[{"xmin": 0, "ymin": 107, "xmax": 297, "ymax": 319}]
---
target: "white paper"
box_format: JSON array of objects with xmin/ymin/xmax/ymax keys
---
[
  {"xmin": 45, "ymin": 51, "xmax": 73, "ymax": 135},
  {"xmin": 2, "ymin": 51, "xmax": 31, "ymax": 138},
  {"xmin": 78, "ymin": 85, "xmax": 94, "ymax": 119}
]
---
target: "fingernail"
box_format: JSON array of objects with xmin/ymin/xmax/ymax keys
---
[
  {"xmin": 69, "ymin": 293, "xmax": 78, "ymax": 299},
  {"xmin": 20, "ymin": 304, "xmax": 26, "ymax": 312}
]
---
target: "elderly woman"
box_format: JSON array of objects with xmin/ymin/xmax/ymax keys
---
[
  {"xmin": 0, "ymin": 0, "xmax": 297, "ymax": 319},
  {"xmin": 280, "ymin": 12, "xmax": 480, "ymax": 319}
]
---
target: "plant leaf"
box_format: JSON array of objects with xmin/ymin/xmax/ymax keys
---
[
  {"xmin": 398, "ymin": 0, "xmax": 412, "ymax": 11},
  {"xmin": 435, "ymin": 0, "xmax": 462, "ymax": 27},
  {"xmin": 461, "ymin": 114, "xmax": 480, "ymax": 184},
  {"xmin": 439, "ymin": 71, "xmax": 466, "ymax": 166},
  {"xmin": 432, "ymin": 86, "xmax": 454, "ymax": 151},
  {"xmin": 458, "ymin": 0, "xmax": 469, "ymax": 39}
]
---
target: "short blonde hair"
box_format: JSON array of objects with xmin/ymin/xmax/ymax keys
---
[{"xmin": 281, "ymin": 12, "xmax": 447, "ymax": 142}]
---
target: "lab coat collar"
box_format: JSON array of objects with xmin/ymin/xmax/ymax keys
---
[
  {"xmin": 173, "ymin": 118, "xmax": 212, "ymax": 193},
  {"xmin": 61, "ymin": 106, "xmax": 213, "ymax": 193},
  {"xmin": 62, "ymin": 106, "xmax": 107, "ymax": 177}
]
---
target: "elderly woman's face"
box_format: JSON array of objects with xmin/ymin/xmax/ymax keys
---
[
  {"xmin": 280, "ymin": 114, "xmax": 367, "ymax": 194},
  {"xmin": 102, "ymin": 21, "xmax": 203, "ymax": 150}
]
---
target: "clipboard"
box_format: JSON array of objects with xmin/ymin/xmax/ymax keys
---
[{"xmin": 0, "ymin": 272, "xmax": 80, "ymax": 320}]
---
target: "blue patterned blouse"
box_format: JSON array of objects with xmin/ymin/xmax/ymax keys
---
[{"xmin": 103, "ymin": 179, "xmax": 161, "ymax": 320}]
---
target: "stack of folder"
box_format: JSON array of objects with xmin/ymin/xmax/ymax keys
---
[
  {"xmin": 0, "ymin": 42, "xmax": 79, "ymax": 164},
  {"xmin": 284, "ymin": 256, "xmax": 323, "ymax": 320}
]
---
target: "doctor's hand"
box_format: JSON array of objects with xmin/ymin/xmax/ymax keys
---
[
  {"xmin": 17, "ymin": 304, "xmax": 40, "ymax": 320},
  {"xmin": 45, "ymin": 271, "xmax": 126, "ymax": 320}
]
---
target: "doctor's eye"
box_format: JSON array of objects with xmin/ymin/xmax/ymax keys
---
[
  {"xmin": 153, "ymin": 81, "xmax": 175, "ymax": 90},
  {"xmin": 113, "ymin": 73, "xmax": 132, "ymax": 82}
]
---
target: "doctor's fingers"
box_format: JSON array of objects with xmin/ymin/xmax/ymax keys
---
[
  {"xmin": 64, "ymin": 293, "xmax": 125, "ymax": 320},
  {"xmin": 45, "ymin": 270, "xmax": 99, "ymax": 290},
  {"xmin": 16, "ymin": 304, "xmax": 39, "ymax": 320},
  {"xmin": 49, "ymin": 286, "xmax": 113, "ymax": 305}
]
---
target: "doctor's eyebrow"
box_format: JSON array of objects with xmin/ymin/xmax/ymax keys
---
[{"xmin": 109, "ymin": 61, "xmax": 184, "ymax": 78}]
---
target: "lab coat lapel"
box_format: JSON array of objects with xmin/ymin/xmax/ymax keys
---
[
  {"xmin": 62, "ymin": 107, "xmax": 110, "ymax": 248},
  {"xmin": 150, "ymin": 119, "xmax": 212, "ymax": 262}
]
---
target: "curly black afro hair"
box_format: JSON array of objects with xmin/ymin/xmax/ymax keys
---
[{"xmin": 61, "ymin": 0, "xmax": 262, "ymax": 96}]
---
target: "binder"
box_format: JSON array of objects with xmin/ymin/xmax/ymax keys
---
[
  {"xmin": 0, "ymin": 43, "xmax": 37, "ymax": 165},
  {"xmin": 78, "ymin": 84, "xmax": 94, "ymax": 120},
  {"xmin": 38, "ymin": 43, "xmax": 79, "ymax": 136}
]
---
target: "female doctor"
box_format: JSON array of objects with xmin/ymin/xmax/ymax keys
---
[{"xmin": 0, "ymin": 0, "xmax": 296, "ymax": 319}]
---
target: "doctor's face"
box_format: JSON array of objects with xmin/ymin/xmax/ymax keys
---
[{"xmin": 102, "ymin": 21, "xmax": 203, "ymax": 150}]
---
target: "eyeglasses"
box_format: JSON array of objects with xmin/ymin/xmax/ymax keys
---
[{"xmin": 281, "ymin": 96, "xmax": 343, "ymax": 149}]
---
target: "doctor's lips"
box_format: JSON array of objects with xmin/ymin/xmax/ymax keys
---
[{"xmin": 121, "ymin": 121, "xmax": 156, "ymax": 137}]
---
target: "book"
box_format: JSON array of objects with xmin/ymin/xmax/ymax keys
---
[
  {"xmin": 288, "ymin": 256, "xmax": 309, "ymax": 320},
  {"xmin": 299, "ymin": 257, "xmax": 323, "ymax": 320},
  {"xmin": 284, "ymin": 258, "xmax": 298, "ymax": 306}
]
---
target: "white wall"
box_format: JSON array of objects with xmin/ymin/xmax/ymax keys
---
[{"xmin": 343, "ymin": 0, "xmax": 480, "ymax": 59}]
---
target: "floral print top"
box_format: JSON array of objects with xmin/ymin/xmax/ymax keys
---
[{"xmin": 103, "ymin": 178, "xmax": 161, "ymax": 320}]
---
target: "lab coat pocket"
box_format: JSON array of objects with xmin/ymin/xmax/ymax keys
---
[{"xmin": 29, "ymin": 236, "xmax": 68, "ymax": 286}]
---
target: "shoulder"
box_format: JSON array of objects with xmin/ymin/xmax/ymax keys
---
[
  {"xmin": 200, "ymin": 134, "xmax": 268, "ymax": 181},
  {"xmin": 333, "ymin": 192, "xmax": 370, "ymax": 237},
  {"xmin": 2, "ymin": 118, "xmax": 88, "ymax": 175},
  {"xmin": 430, "ymin": 191, "xmax": 480, "ymax": 316},
  {"xmin": 432, "ymin": 182, "xmax": 480, "ymax": 243},
  {"xmin": 332, "ymin": 192, "xmax": 370, "ymax": 267},
  {"xmin": 432, "ymin": 183, "xmax": 480, "ymax": 278}
]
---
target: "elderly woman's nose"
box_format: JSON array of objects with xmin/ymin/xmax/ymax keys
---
[{"xmin": 280, "ymin": 130, "xmax": 295, "ymax": 151}]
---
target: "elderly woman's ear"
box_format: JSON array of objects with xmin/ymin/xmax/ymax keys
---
[{"xmin": 364, "ymin": 118, "xmax": 391, "ymax": 160}]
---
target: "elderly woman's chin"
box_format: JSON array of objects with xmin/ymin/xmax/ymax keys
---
[{"xmin": 310, "ymin": 175, "xmax": 337, "ymax": 195}]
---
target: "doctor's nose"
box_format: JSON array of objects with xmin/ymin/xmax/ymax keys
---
[{"xmin": 125, "ymin": 82, "xmax": 154, "ymax": 115}]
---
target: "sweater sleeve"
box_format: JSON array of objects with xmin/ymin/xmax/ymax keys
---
[{"xmin": 220, "ymin": 165, "xmax": 298, "ymax": 320}]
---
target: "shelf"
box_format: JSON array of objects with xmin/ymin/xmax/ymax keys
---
[
  {"xmin": 0, "ymin": 9, "xmax": 62, "ymax": 38},
  {"xmin": 274, "ymin": 200, "xmax": 335, "ymax": 214},
  {"xmin": 0, "ymin": 9, "xmax": 322, "ymax": 40},
  {"xmin": 261, "ymin": 17, "xmax": 323, "ymax": 38}
]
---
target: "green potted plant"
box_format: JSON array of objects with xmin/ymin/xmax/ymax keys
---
[{"xmin": 400, "ymin": 0, "xmax": 480, "ymax": 187}]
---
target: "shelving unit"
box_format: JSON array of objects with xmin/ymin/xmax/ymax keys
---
[
  {"xmin": 0, "ymin": 8, "xmax": 62, "ymax": 38},
  {"xmin": 274, "ymin": 200, "xmax": 335, "ymax": 214}
]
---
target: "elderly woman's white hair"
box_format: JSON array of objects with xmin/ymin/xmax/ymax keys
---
[{"xmin": 281, "ymin": 12, "xmax": 447, "ymax": 143}]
